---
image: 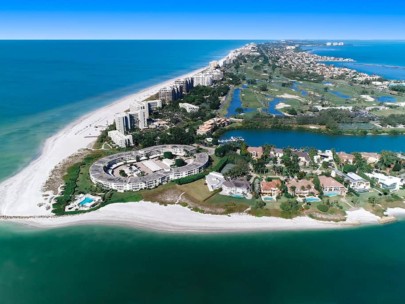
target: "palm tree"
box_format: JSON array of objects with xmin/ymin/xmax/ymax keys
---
[{"xmin": 290, "ymin": 185, "xmax": 296, "ymax": 196}]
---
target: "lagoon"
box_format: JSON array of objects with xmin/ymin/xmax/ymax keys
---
[
  {"xmin": 226, "ymin": 88, "xmax": 256, "ymax": 117},
  {"xmin": 220, "ymin": 129, "xmax": 405, "ymax": 152}
]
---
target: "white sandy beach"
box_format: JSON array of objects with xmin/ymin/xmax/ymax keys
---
[
  {"xmin": 0, "ymin": 47, "xmax": 399, "ymax": 233},
  {"xmin": 7, "ymin": 201, "xmax": 382, "ymax": 233}
]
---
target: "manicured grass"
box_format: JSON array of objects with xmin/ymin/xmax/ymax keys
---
[{"xmin": 240, "ymin": 88, "xmax": 262, "ymax": 108}]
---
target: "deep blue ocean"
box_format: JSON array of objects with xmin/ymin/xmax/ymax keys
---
[{"xmin": 2, "ymin": 41, "xmax": 405, "ymax": 304}]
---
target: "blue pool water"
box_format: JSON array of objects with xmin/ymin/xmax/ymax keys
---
[
  {"xmin": 305, "ymin": 197, "xmax": 321, "ymax": 203},
  {"xmin": 262, "ymin": 196, "xmax": 275, "ymax": 202},
  {"xmin": 324, "ymin": 192, "xmax": 340, "ymax": 197},
  {"xmin": 79, "ymin": 197, "xmax": 95, "ymax": 206}
]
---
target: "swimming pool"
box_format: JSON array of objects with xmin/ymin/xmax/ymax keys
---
[
  {"xmin": 324, "ymin": 192, "xmax": 340, "ymax": 197},
  {"xmin": 305, "ymin": 197, "xmax": 321, "ymax": 203},
  {"xmin": 79, "ymin": 197, "xmax": 95, "ymax": 206},
  {"xmin": 262, "ymin": 196, "xmax": 275, "ymax": 202},
  {"xmin": 231, "ymin": 194, "xmax": 245, "ymax": 199}
]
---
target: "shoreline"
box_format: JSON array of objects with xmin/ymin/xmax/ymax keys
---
[
  {"xmin": 1, "ymin": 201, "xmax": 385, "ymax": 234},
  {"xmin": 0, "ymin": 59, "xmax": 215, "ymax": 216},
  {"xmin": 0, "ymin": 43, "xmax": 403, "ymax": 233}
]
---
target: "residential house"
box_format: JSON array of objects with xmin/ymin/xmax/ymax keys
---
[
  {"xmin": 205, "ymin": 172, "xmax": 225, "ymax": 192},
  {"xmin": 319, "ymin": 176, "xmax": 347, "ymax": 196},
  {"xmin": 247, "ymin": 146, "xmax": 264, "ymax": 159},
  {"xmin": 315, "ymin": 150, "xmax": 334, "ymax": 164},
  {"xmin": 336, "ymin": 171, "xmax": 370, "ymax": 192},
  {"xmin": 271, "ymin": 148, "xmax": 284, "ymax": 158},
  {"xmin": 260, "ymin": 179, "xmax": 282, "ymax": 199},
  {"xmin": 360, "ymin": 152, "xmax": 381, "ymax": 164},
  {"xmin": 293, "ymin": 151, "xmax": 311, "ymax": 167},
  {"xmin": 366, "ymin": 172, "xmax": 403, "ymax": 191},
  {"xmin": 221, "ymin": 178, "xmax": 252, "ymax": 198},
  {"xmin": 338, "ymin": 152, "xmax": 355, "ymax": 165},
  {"xmin": 286, "ymin": 179, "xmax": 318, "ymax": 197}
]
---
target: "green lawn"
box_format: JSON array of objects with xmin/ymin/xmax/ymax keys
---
[{"xmin": 240, "ymin": 88, "xmax": 263, "ymax": 108}]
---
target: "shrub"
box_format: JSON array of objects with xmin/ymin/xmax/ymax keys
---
[
  {"xmin": 317, "ymin": 204, "xmax": 330, "ymax": 213},
  {"xmin": 174, "ymin": 172, "xmax": 207, "ymax": 185}
]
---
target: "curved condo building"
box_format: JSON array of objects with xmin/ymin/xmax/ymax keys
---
[{"xmin": 90, "ymin": 145, "xmax": 209, "ymax": 191}]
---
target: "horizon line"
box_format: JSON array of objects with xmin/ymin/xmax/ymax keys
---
[{"xmin": 1, "ymin": 38, "xmax": 405, "ymax": 41}]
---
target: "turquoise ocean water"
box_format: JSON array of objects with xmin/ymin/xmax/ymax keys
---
[
  {"xmin": 2, "ymin": 41, "xmax": 405, "ymax": 303},
  {"xmin": 0, "ymin": 40, "xmax": 247, "ymax": 182}
]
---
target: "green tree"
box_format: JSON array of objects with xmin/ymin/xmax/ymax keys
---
[
  {"xmin": 259, "ymin": 84, "xmax": 268, "ymax": 91},
  {"xmin": 163, "ymin": 151, "xmax": 174, "ymax": 159},
  {"xmin": 175, "ymin": 158, "xmax": 186, "ymax": 167}
]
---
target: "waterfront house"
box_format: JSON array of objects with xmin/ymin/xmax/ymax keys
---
[
  {"xmin": 247, "ymin": 146, "xmax": 264, "ymax": 159},
  {"xmin": 360, "ymin": 152, "xmax": 381, "ymax": 164},
  {"xmin": 271, "ymin": 148, "xmax": 284, "ymax": 158},
  {"xmin": 221, "ymin": 178, "xmax": 252, "ymax": 198},
  {"xmin": 366, "ymin": 172, "xmax": 403, "ymax": 191},
  {"xmin": 286, "ymin": 179, "xmax": 317, "ymax": 197},
  {"xmin": 338, "ymin": 152, "xmax": 355, "ymax": 165},
  {"xmin": 319, "ymin": 176, "xmax": 347, "ymax": 197},
  {"xmin": 335, "ymin": 171, "xmax": 370, "ymax": 192},
  {"xmin": 205, "ymin": 172, "xmax": 225, "ymax": 192},
  {"xmin": 314, "ymin": 150, "xmax": 334, "ymax": 164},
  {"xmin": 260, "ymin": 179, "xmax": 282, "ymax": 199},
  {"xmin": 293, "ymin": 151, "xmax": 311, "ymax": 167}
]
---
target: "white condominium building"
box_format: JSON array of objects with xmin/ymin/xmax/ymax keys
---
[
  {"xmin": 211, "ymin": 70, "xmax": 224, "ymax": 81},
  {"xmin": 145, "ymin": 99, "xmax": 162, "ymax": 111},
  {"xmin": 159, "ymin": 86, "xmax": 181, "ymax": 103},
  {"xmin": 108, "ymin": 130, "xmax": 134, "ymax": 148},
  {"xmin": 174, "ymin": 78, "xmax": 193, "ymax": 94},
  {"xmin": 130, "ymin": 100, "xmax": 150, "ymax": 129},
  {"xmin": 179, "ymin": 103, "xmax": 199, "ymax": 113},
  {"xmin": 193, "ymin": 73, "xmax": 213, "ymax": 86},
  {"xmin": 115, "ymin": 113, "xmax": 132, "ymax": 134}
]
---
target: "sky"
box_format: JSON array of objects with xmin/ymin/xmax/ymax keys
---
[{"xmin": 0, "ymin": 0, "xmax": 405, "ymax": 39}]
